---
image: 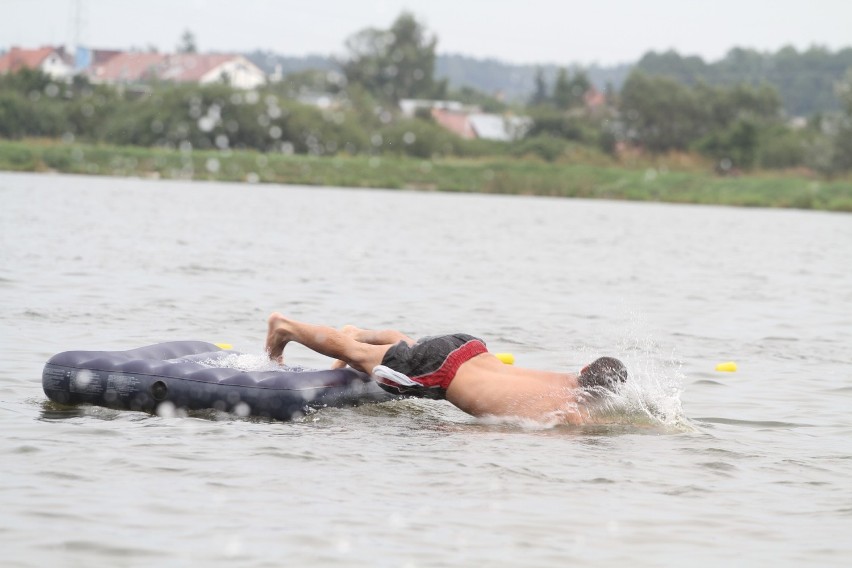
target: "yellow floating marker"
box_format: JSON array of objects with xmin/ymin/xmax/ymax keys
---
[
  {"xmin": 715, "ymin": 361, "xmax": 737, "ymax": 372},
  {"xmin": 214, "ymin": 343, "xmax": 233, "ymax": 350},
  {"xmin": 495, "ymin": 352, "xmax": 515, "ymax": 365}
]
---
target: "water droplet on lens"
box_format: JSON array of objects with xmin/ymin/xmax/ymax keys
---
[{"xmin": 156, "ymin": 401, "xmax": 176, "ymax": 418}]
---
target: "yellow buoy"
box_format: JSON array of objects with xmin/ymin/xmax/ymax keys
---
[
  {"xmin": 715, "ymin": 361, "xmax": 737, "ymax": 372},
  {"xmin": 214, "ymin": 343, "xmax": 233, "ymax": 350},
  {"xmin": 495, "ymin": 352, "xmax": 515, "ymax": 365}
]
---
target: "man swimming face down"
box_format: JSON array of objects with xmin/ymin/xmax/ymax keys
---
[{"xmin": 265, "ymin": 313, "xmax": 628, "ymax": 424}]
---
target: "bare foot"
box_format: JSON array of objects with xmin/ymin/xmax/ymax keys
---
[{"xmin": 266, "ymin": 312, "xmax": 293, "ymax": 363}]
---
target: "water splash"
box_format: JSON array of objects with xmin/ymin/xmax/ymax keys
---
[
  {"xmin": 581, "ymin": 312, "xmax": 693, "ymax": 431},
  {"xmin": 194, "ymin": 352, "xmax": 314, "ymax": 373}
]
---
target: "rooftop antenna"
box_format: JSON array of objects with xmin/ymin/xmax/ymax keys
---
[
  {"xmin": 67, "ymin": 0, "xmax": 85, "ymax": 53},
  {"xmin": 68, "ymin": 0, "xmax": 90, "ymax": 70}
]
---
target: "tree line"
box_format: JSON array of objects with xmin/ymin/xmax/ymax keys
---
[
  {"xmin": 1, "ymin": 12, "xmax": 850, "ymax": 175},
  {"xmin": 251, "ymin": 45, "xmax": 852, "ymax": 118},
  {"xmin": 635, "ymin": 47, "xmax": 852, "ymax": 117}
]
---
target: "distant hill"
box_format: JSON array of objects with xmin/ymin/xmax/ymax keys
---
[
  {"xmin": 245, "ymin": 50, "xmax": 632, "ymax": 103},
  {"xmin": 245, "ymin": 46, "xmax": 852, "ymax": 116},
  {"xmin": 435, "ymin": 54, "xmax": 632, "ymax": 102},
  {"xmin": 245, "ymin": 50, "xmax": 338, "ymax": 76}
]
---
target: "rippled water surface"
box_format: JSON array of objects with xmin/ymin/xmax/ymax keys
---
[{"xmin": 2, "ymin": 172, "xmax": 851, "ymax": 567}]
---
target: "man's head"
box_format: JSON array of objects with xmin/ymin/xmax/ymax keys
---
[{"xmin": 578, "ymin": 356, "xmax": 629, "ymax": 393}]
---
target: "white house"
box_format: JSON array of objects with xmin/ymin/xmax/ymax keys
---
[
  {"xmin": 0, "ymin": 46, "xmax": 74, "ymax": 80},
  {"xmin": 88, "ymin": 52, "xmax": 266, "ymax": 89}
]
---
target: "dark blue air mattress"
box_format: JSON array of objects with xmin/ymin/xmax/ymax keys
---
[{"xmin": 42, "ymin": 341, "xmax": 395, "ymax": 420}]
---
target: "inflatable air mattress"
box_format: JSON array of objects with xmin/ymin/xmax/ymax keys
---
[{"xmin": 42, "ymin": 341, "xmax": 395, "ymax": 420}]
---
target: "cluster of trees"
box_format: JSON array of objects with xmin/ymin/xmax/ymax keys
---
[
  {"xmin": 529, "ymin": 69, "xmax": 593, "ymax": 110},
  {"xmin": 340, "ymin": 13, "xmax": 446, "ymax": 103},
  {"xmin": 1, "ymin": 12, "xmax": 850, "ymax": 176},
  {"xmin": 619, "ymin": 70, "xmax": 852, "ymax": 174},
  {"xmin": 635, "ymin": 47, "xmax": 852, "ymax": 117},
  {"xmin": 0, "ymin": 66, "xmax": 486, "ymax": 160}
]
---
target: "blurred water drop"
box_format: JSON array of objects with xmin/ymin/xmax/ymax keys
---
[
  {"xmin": 233, "ymin": 402, "xmax": 250, "ymax": 417},
  {"xmin": 224, "ymin": 535, "xmax": 243, "ymax": 558},
  {"xmin": 198, "ymin": 116, "xmax": 216, "ymax": 132},
  {"xmin": 335, "ymin": 537, "xmax": 352, "ymax": 553},
  {"xmin": 73, "ymin": 370, "xmax": 93, "ymax": 389},
  {"xmin": 156, "ymin": 401, "xmax": 176, "ymax": 418}
]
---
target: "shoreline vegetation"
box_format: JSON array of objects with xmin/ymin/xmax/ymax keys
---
[
  {"xmin": 3, "ymin": 15, "xmax": 852, "ymax": 212},
  {"xmin": 2, "ymin": 138, "xmax": 850, "ymax": 211}
]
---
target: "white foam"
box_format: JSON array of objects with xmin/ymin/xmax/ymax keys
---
[
  {"xmin": 578, "ymin": 312, "xmax": 693, "ymax": 431},
  {"xmin": 196, "ymin": 352, "xmax": 308, "ymax": 373}
]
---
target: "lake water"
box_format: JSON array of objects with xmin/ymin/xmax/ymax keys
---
[{"xmin": 2, "ymin": 171, "xmax": 851, "ymax": 567}]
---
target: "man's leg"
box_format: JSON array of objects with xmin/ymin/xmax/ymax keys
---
[
  {"xmin": 266, "ymin": 313, "xmax": 390, "ymax": 374},
  {"xmin": 341, "ymin": 325, "xmax": 414, "ymax": 345},
  {"xmin": 330, "ymin": 325, "xmax": 415, "ymax": 369}
]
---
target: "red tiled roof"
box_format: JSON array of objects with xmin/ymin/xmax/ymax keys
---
[
  {"xmin": 431, "ymin": 108, "xmax": 476, "ymax": 139},
  {"xmin": 90, "ymin": 49, "xmax": 122, "ymax": 66},
  {"xmin": 88, "ymin": 52, "xmax": 166, "ymax": 82},
  {"xmin": 0, "ymin": 46, "xmax": 62, "ymax": 72},
  {"xmin": 584, "ymin": 88, "xmax": 607, "ymax": 109},
  {"xmin": 160, "ymin": 54, "xmax": 237, "ymax": 82},
  {"xmin": 89, "ymin": 52, "xmax": 245, "ymax": 83}
]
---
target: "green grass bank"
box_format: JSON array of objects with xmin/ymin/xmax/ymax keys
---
[{"xmin": 2, "ymin": 139, "xmax": 850, "ymax": 211}]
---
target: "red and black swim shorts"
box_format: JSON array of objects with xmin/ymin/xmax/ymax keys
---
[{"xmin": 376, "ymin": 334, "xmax": 488, "ymax": 398}]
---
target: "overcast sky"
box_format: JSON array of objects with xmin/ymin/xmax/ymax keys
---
[{"xmin": 3, "ymin": 0, "xmax": 851, "ymax": 66}]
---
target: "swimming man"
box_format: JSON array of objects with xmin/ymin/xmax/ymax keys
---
[{"xmin": 265, "ymin": 312, "xmax": 628, "ymax": 424}]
